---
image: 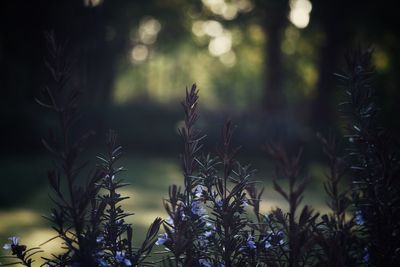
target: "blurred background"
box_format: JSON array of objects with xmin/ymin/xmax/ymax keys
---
[{"xmin": 1, "ymin": 0, "xmax": 400, "ymax": 260}]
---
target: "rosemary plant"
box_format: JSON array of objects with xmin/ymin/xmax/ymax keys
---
[
  {"xmin": 2, "ymin": 41, "xmax": 399, "ymax": 267},
  {"xmin": 338, "ymin": 48, "xmax": 400, "ymax": 266}
]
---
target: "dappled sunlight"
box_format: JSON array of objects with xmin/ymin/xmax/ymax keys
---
[
  {"xmin": 0, "ymin": 210, "xmax": 41, "ymax": 233},
  {"xmin": 112, "ymin": 0, "xmax": 271, "ymax": 109},
  {"xmin": 23, "ymin": 228, "xmax": 64, "ymax": 261},
  {"xmin": 0, "ymin": 211, "xmax": 63, "ymax": 265},
  {"xmin": 1, "ymin": 227, "xmax": 68, "ymax": 265}
]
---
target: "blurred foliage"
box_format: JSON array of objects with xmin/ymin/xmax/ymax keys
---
[{"xmin": 1, "ymin": 0, "xmax": 400, "ymax": 151}]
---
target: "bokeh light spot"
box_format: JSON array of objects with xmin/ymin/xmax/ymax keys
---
[
  {"xmin": 131, "ymin": 45, "xmax": 149, "ymax": 63},
  {"xmin": 208, "ymin": 32, "xmax": 232, "ymax": 56},
  {"xmin": 289, "ymin": 0, "xmax": 312, "ymax": 29}
]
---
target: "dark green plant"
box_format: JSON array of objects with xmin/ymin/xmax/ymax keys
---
[
  {"xmin": 314, "ymin": 132, "xmax": 362, "ymax": 267},
  {"xmin": 159, "ymin": 84, "xmax": 208, "ymax": 266},
  {"xmin": 1, "ymin": 33, "xmax": 161, "ymax": 267},
  {"xmin": 265, "ymin": 144, "xmax": 319, "ymax": 267},
  {"xmin": 337, "ymin": 48, "xmax": 400, "ymax": 266},
  {"xmin": 2, "ymin": 41, "xmax": 400, "ymax": 267}
]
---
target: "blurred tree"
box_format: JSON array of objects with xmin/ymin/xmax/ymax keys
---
[
  {"xmin": 186, "ymin": 0, "xmax": 290, "ymax": 113},
  {"xmin": 0, "ymin": 0, "xmax": 187, "ymax": 151},
  {"xmin": 310, "ymin": 0, "xmax": 352, "ymax": 129},
  {"xmin": 254, "ymin": 0, "xmax": 289, "ymax": 113}
]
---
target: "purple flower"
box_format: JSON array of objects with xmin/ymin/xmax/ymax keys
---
[
  {"xmin": 191, "ymin": 201, "xmax": 206, "ymax": 216},
  {"xmin": 242, "ymin": 198, "xmax": 249, "ymax": 207},
  {"xmin": 124, "ymin": 259, "xmax": 132, "ymax": 266},
  {"xmin": 246, "ymin": 235, "xmax": 256, "ymax": 249},
  {"xmin": 194, "ymin": 185, "xmax": 204, "ymax": 198},
  {"xmin": 156, "ymin": 233, "xmax": 168, "ymax": 245},
  {"xmin": 96, "ymin": 258, "xmax": 109, "ymax": 267},
  {"xmin": 216, "ymin": 199, "xmax": 223, "ymax": 207},
  {"xmin": 3, "ymin": 236, "xmax": 19, "ymax": 250},
  {"xmin": 115, "ymin": 251, "xmax": 132, "ymax": 266},
  {"xmin": 96, "ymin": 235, "xmax": 104, "ymax": 243},
  {"xmin": 204, "ymin": 230, "xmax": 213, "ymax": 238}
]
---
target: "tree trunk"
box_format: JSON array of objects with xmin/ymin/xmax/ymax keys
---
[
  {"xmin": 311, "ymin": 0, "xmax": 351, "ymax": 130},
  {"xmin": 261, "ymin": 0, "xmax": 289, "ymax": 113}
]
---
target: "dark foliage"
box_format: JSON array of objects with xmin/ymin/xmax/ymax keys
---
[
  {"xmin": 337, "ymin": 48, "xmax": 400, "ymax": 266},
  {"xmin": 314, "ymin": 132, "xmax": 362, "ymax": 267},
  {"xmin": 1, "ymin": 33, "xmax": 161, "ymax": 267},
  {"xmin": 266, "ymin": 144, "xmax": 319, "ymax": 267},
  {"xmin": 2, "ymin": 39, "xmax": 400, "ymax": 267}
]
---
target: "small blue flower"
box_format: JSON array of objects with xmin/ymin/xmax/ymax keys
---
[
  {"xmin": 156, "ymin": 233, "xmax": 168, "ymax": 245},
  {"xmin": 115, "ymin": 251, "xmax": 131, "ymax": 266},
  {"xmin": 199, "ymin": 258, "xmax": 212, "ymax": 267},
  {"xmin": 96, "ymin": 258, "xmax": 109, "ymax": 267},
  {"xmin": 204, "ymin": 230, "xmax": 213, "ymax": 237},
  {"xmin": 246, "ymin": 235, "xmax": 256, "ymax": 249},
  {"xmin": 191, "ymin": 201, "xmax": 206, "ymax": 216},
  {"xmin": 123, "ymin": 259, "xmax": 132, "ymax": 266},
  {"xmin": 242, "ymin": 198, "xmax": 249, "ymax": 207},
  {"xmin": 194, "ymin": 185, "xmax": 204, "ymax": 198},
  {"xmin": 216, "ymin": 199, "xmax": 223, "ymax": 207},
  {"xmin": 3, "ymin": 236, "xmax": 19, "ymax": 250},
  {"xmin": 355, "ymin": 210, "xmax": 365, "ymax": 225},
  {"xmin": 270, "ymin": 230, "xmax": 284, "ymax": 245},
  {"xmin": 96, "ymin": 235, "xmax": 104, "ymax": 243},
  {"xmin": 115, "ymin": 251, "xmax": 124, "ymax": 262}
]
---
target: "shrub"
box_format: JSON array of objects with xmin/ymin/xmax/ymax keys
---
[{"xmin": 1, "ymin": 36, "xmax": 398, "ymax": 266}]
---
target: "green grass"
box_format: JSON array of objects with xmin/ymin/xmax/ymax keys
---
[{"xmin": 0, "ymin": 154, "xmax": 330, "ymax": 265}]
